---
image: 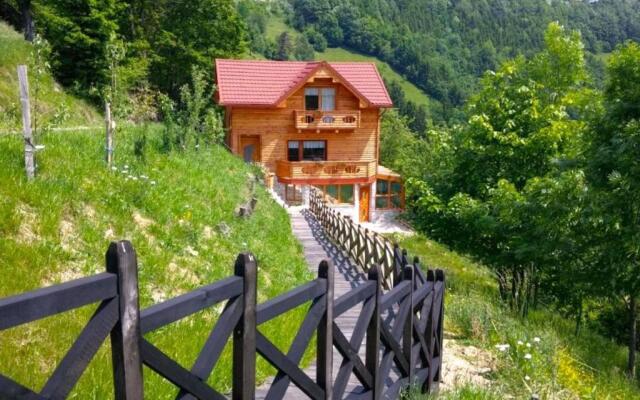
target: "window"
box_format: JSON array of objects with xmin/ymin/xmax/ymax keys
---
[
  {"xmin": 315, "ymin": 184, "xmax": 354, "ymax": 205},
  {"xmin": 320, "ymin": 88, "xmax": 335, "ymax": 111},
  {"xmin": 305, "ymin": 88, "xmax": 319, "ymax": 110},
  {"xmin": 288, "ymin": 140, "xmax": 327, "ymax": 161},
  {"xmin": 375, "ymin": 179, "xmax": 404, "ymax": 209},
  {"xmin": 288, "ymin": 141, "xmax": 300, "ymax": 161},
  {"xmin": 303, "ymin": 141, "xmax": 326, "ymax": 161},
  {"xmin": 285, "ymin": 184, "xmax": 303, "ymax": 203},
  {"xmin": 305, "ymin": 87, "xmax": 335, "ymax": 111}
]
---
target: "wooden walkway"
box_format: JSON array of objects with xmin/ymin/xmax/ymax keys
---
[{"xmin": 256, "ymin": 208, "xmax": 369, "ymax": 399}]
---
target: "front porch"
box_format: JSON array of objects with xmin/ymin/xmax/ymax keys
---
[{"xmin": 268, "ymin": 164, "xmax": 405, "ymax": 225}]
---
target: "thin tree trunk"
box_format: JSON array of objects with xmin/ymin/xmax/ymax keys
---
[
  {"xmin": 20, "ymin": 0, "xmax": 34, "ymax": 42},
  {"xmin": 628, "ymin": 296, "xmax": 637, "ymax": 378},
  {"xmin": 574, "ymin": 300, "xmax": 582, "ymax": 336}
]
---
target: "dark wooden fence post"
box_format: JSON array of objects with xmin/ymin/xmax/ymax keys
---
[
  {"xmin": 106, "ymin": 240, "xmax": 144, "ymax": 400},
  {"xmin": 233, "ymin": 253, "xmax": 257, "ymax": 400},
  {"xmin": 317, "ymin": 260, "xmax": 334, "ymax": 399},
  {"xmin": 434, "ymin": 269, "xmax": 445, "ymax": 387},
  {"xmin": 366, "ymin": 264, "xmax": 382, "ymax": 400},
  {"xmin": 424, "ymin": 269, "xmax": 436, "ymax": 393},
  {"xmin": 402, "ymin": 265, "xmax": 415, "ymax": 386}
]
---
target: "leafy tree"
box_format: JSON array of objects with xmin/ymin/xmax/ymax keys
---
[
  {"xmin": 584, "ymin": 42, "xmax": 640, "ymax": 376},
  {"xmin": 276, "ymin": 31, "xmax": 293, "ymax": 60},
  {"xmin": 304, "ymin": 27, "xmax": 327, "ymax": 52},
  {"xmin": 33, "ymin": 0, "xmax": 120, "ymax": 93},
  {"xmin": 293, "ymin": 35, "xmax": 315, "ymax": 61},
  {"xmin": 149, "ymin": 0, "xmax": 247, "ymax": 97},
  {"xmin": 405, "ymin": 24, "xmax": 589, "ymax": 314}
]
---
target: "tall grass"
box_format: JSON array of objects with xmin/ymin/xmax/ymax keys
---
[
  {"xmin": 394, "ymin": 234, "xmax": 640, "ymax": 399},
  {"xmin": 0, "ymin": 125, "xmax": 313, "ymax": 397}
]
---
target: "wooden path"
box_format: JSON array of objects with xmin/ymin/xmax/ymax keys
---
[{"xmin": 256, "ymin": 208, "xmax": 369, "ymax": 399}]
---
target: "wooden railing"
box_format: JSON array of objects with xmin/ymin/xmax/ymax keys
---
[
  {"xmin": 276, "ymin": 160, "xmax": 376, "ymax": 182},
  {"xmin": 309, "ymin": 188, "xmax": 445, "ymax": 393},
  {"xmin": 0, "ymin": 240, "xmax": 444, "ymax": 399},
  {"xmin": 310, "ymin": 188, "xmax": 402, "ymax": 289},
  {"xmin": 294, "ymin": 110, "xmax": 360, "ymax": 130}
]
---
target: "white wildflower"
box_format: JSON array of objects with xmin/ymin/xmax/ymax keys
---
[
  {"xmin": 524, "ymin": 353, "xmax": 532, "ymax": 360},
  {"xmin": 525, "ymin": 375, "xmax": 531, "ymax": 381},
  {"xmin": 517, "ymin": 340, "xmax": 524, "ymax": 346},
  {"xmin": 124, "ymin": 164, "xmax": 129, "ymax": 169},
  {"xmin": 526, "ymin": 342, "xmax": 531, "ymax": 348},
  {"xmin": 150, "ymin": 181, "xmax": 157, "ymax": 185},
  {"xmin": 495, "ymin": 344, "xmax": 510, "ymax": 352},
  {"xmin": 111, "ymin": 167, "xmax": 117, "ymax": 171},
  {"xmin": 533, "ymin": 337, "xmax": 541, "ymax": 343},
  {"xmin": 131, "ymin": 176, "xmax": 138, "ymax": 181}
]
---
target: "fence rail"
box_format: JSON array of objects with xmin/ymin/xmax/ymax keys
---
[{"xmin": 0, "ymin": 230, "xmax": 444, "ymax": 399}]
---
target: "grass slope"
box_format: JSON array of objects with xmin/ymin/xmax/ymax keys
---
[
  {"xmin": 0, "ymin": 21, "xmax": 99, "ymax": 131},
  {"xmin": 0, "ymin": 126, "xmax": 312, "ymax": 397},
  {"xmin": 392, "ymin": 234, "xmax": 640, "ymax": 399},
  {"xmin": 264, "ymin": 15, "xmax": 436, "ymax": 110}
]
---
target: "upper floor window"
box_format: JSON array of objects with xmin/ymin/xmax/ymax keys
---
[{"xmin": 305, "ymin": 87, "xmax": 336, "ymax": 111}]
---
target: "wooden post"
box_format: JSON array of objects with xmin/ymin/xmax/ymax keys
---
[
  {"xmin": 402, "ymin": 265, "xmax": 415, "ymax": 386},
  {"xmin": 434, "ymin": 269, "xmax": 445, "ymax": 386},
  {"xmin": 106, "ymin": 240, "xmax": 143, "ymax": 400},
  {"xmin": 317, "ymin": 260, "xmax": 334, "ymax": 399},
  {"xmin": 366, "ymin": 264, "xmax": 382, "ymax": 400},
  {"xmin": 105, "ymin": 102, "xmax": 114, "ymax": 167},
  {"xmin": 17, "ymin": 65, "xmax": 35, "ymax": 180},
  {"xmin": 233, "ymin": 253, "xmax": 257, "ymax": 400},
  {"xmin": 424, "ymin": 269, "xmax": 436, "ymax": 393}
]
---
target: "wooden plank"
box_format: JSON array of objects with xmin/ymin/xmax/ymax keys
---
[
  {"xmin": 332, "ymin": 298, "xmax": 375, "ymax": 398},
  {"xmin": 176, "ymin": 297, "xmax": 242, "ymax": 400},
  {"xmin": 0, "ymin": 374, "xmax": 45, "ymax": 400},
  {"xmin": 256, "ymin": 332, "xmax": 324, "ymax": 400},
  {"xmin": 0, "ymin": 273, "xmax": 117, "ymax": 331},
  {"xmin": 402, "ymin": 266, "xmax": 415, "ymax": 385},
  {"xmin": 17, "ymin": 65, "xmax": 35, "ymax": 180},
  {"xmin": 233, "ymin": 253, "xmax": 257, "ymax": 400},
  {"xmin": 41, "ymin": 298, "xmax": 119, "ymax": 399},
  {"xmin": 107, "ymin": 241, "xmax": 144, "ymax": 400},
  {"xmin": 140, "ymin": 276, "xmax": 243, "ymax": 333},
  {"xmin": 332, "ymin": 324, "xmax": 373, "ymax": 389},
  {"xmin": 265, "ymin": 295, "xmax": 326, "ymax": 399},
  {"xmin": 105, "ymin": 102, "xmax": 114, "ymax": 166},
  {"xmin": 365, "ymin": 266, "xmax": 382, "ymax": 400},
  {"xmin": 141, "ymin": 339, "xmax": 225, "ymax": 400},
  {"xmin": 380, "ymin": 281, "xmax": 411, "ymax": 311},
  {"xmin": 316, "ymin": 260, "xmax": 334, "ymax": 400},
  {"xmin": 256, "ymin": 279, "xmax": 326, "ymax": 325},
  {"xmin": 333, "ymin": 281, "xmax": 375, "ymax": 317}
]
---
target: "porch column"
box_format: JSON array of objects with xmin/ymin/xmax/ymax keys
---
[
  {"xmin": 354, "ymin": 184, "xmax": 360, "ymax": 223},
  {"xmin": 370, "ymin": 180, "xmax": 377, "ymax": 223}
]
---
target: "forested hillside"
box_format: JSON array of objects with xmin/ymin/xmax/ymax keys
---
[{"xmin": 285, "ymin": 0, "xmax": 640, "ymax": 122}]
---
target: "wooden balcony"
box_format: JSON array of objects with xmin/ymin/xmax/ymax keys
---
[
  {"xmin": 276, "ymin": 160, "xmax": 376, "ymax": 184},
  {"xmin": 294, "ymin": 110, "xmax": 360, "ymax": 131}
]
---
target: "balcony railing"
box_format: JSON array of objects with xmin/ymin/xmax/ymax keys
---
[
  {"xmin": 276, "ymin": 160, "xmax": 376, "ymax": 182},
  {"xmin": 294, "ymin": 110, "xmax": 360, "ymax": 130}
]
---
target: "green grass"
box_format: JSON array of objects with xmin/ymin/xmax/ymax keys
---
[
  {"xmin": 0, "ymin": 126, "xmax": 313, "ymax": 397},
  {"xmin": 393, "ymin": 234, "xmax": 640, "ymax": 399},
  {"xmin": 0, "ymin": 21, "xmax": 99, "ymax": 132}
]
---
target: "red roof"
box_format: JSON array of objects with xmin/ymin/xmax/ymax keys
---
[{"xmin": 215, "ymin": 59, "xmax": 393, "ymax": 108}]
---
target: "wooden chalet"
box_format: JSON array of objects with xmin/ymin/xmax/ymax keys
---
[{"xmin": 215, "ymin": 59, "xmax": 403, "ymax": 223}]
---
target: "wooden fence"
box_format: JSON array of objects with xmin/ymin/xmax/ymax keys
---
[
  {"xmin": 0, "ymin": 241, "xmax": 444, "ymax": 399},
  {"xmin": 310, "ymin": 189, "xmax": 413, "ymax": 290}
]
